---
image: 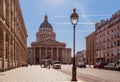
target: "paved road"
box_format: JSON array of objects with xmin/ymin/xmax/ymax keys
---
[
  {"xmin": 0, "ymin": 65, "xmax": 71, "ymax": 82},
  {"xmin": 59, "ymin": 65, "xmax": 120, "ymax": 82},
  {"xmin": 1, "ymin": 65, "xmax": 119, "ymax": 82},
  {"xmin": 0, "ymin": 65, "xmax": 84, "ymax": 82}
]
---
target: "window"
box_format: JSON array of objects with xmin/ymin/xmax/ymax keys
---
[
  {"xmin": 111, "ymin": 50, "xmax": 114, "ymax": 56},
  {"xmin": 117, "ymin": 40, "xmax": 120, "ymax": 46},
  {"xmin": 119, "ymin": 49, "xmax": 120, "ymax": 55},
  {"xmin": 111, "ymin": 29, "xmax": 114, "ymax": 32},
  {"xmin": 112, "ymin": 42, "xmax": 114, "ymax": 47},
  {"xmin": 111, "ymin": 35, "xmax": 114, "ymax": 39},
  {"xmin": 117, "ymin": 49, "xmax": 120, "ymax": 55},
  {"xmin": 107, "ymin": 31, "xmax": 109, "ymax": 34},
  {"xmin": 117, "ymin": 25, "xmax": 120, "ymax": 30},
  {"xmin": 117, "ymin": 32, "xmax": 120, "ymax": 37}
]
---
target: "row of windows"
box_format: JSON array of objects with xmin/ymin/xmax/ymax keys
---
[
  {"xmin": 97, "ymin": 49, "xmax": 120, "ymax": 58},
  {"xmin": 96, "ymin": 17, "xmax": 120, "ymax": 34},
  {"xmin": 38, "ymin": 34, "xmax": 54, "ymax": 39},
  {"xmin": 96, "ymin": 27, "xmax": 120, "ymax": 39},
  {"xmin": 96, "ymin": 32, "xmax": 120, "ymax": 44},
  {"xmin": 40, "ymin": 28, "xmax": 52, "ymax": 32},
  {"xmin": 96, "ymin": 40, "xmax": 120, "ymax": 51}
]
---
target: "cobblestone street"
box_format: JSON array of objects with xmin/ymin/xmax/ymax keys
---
[{"xmin": 0, "ymin": 65, "xmax": 84, "ymax": 82}]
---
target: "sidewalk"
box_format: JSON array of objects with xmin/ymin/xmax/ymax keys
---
[{"xmin": 0, "ymin": 65, "xmax": 84, "ymax": 82}]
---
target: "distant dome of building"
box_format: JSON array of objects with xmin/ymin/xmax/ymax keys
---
[{"xmin": 39, "ymin": 15, "xmax": 53, "ymax": 31}]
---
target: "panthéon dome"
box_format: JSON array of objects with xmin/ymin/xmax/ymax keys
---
[{"xmin": 39, "ymin": 14, "xmax": 53, "ymax": 31}]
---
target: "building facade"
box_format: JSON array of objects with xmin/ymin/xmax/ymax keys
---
[
  {"xmin": 0, "ymin": 0, "xmax": 27, "ymax": 71},
  {"xmin": 76, "ymin": 50, "xmax": 86, "ymax": 63},
  {"xmin": 95, "ymin": 10, "xmax": 120, "ymax": 64},
  {"xmin": 86, "ymin": 32, "xmax": 96, "ymax": 65},
  {"xmin": 27, "ymin": 15, "xmax": 71, "ymax": 64}
]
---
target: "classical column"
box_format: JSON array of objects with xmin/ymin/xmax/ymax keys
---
[
  {"xmin": 45, "ymin": 47, "xmax": 47, "ymax": 58},
  {"xmin": 2, "ymin": 31, "xmax": 6, "ymax": 72},
  {"xmin": 57, "ymin": 48, "xmax": 59, "ymax": 61},
  {"xmin": 8, "ymin": 35, "xmax": 10, "ymax": 70},
  {"xmin": 39, "ymin": 47, "xmax": 41, "ymax": 64},
  {"xmin": 14, "ymin": 42, "xmax": 16, "ymax": 67},
  {"xmin": 12, "ymin": 40, "xmax": 15, "ymax": 68},
  {"xmin": 51, "ymin": 47, "xmax": 53, "ymax": 60},
  {"xmin": 33, "ymin": 47, "xmax": 35, "ymax": 64},
  {"xmin": 17, "ymin": 45, "xmax": 20, "ymax": 67},
  {"xmin": 62, "ymin": 48, "xmax": 65, "ymax": 63},
  {"xmin": 31, "ymin": 47, "xmax": 35, "ymax": 64},
  {"xmin": 29, "ymin": 48, "xmax": 32, "ymax": 65}
]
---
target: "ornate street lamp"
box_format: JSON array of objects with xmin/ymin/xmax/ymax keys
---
[{"xmin": 70, "ymin": 8, "xmax": 79, "ymax": 81}]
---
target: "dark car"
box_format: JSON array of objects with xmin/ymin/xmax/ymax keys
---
[
  {"xmin": 104, "ymin": 63, "xmax": 116, "ymax": 70},
  {"xmin": 76, "ymin": 62, "xmax": 86, "ymax": 68},
  {"xmin": 94, "ymin": 61, "xmax": 105, "ymax": 69}
]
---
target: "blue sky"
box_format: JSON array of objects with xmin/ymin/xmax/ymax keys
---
[{"xmin": 19, "ymin": 0, "xmax": 120, "ymax": 55}]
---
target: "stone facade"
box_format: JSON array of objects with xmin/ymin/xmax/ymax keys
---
[
  {"xmin": 76, "ymin": 50, "xmax": 86, "ymax": 63},
  {"xmin": 0, "ymin": 0, "xmax": 27, "ymax": 72},
  {"xmin": 86, "ymin": 10, "xmax": 120, "ymax": 65},
  {"xmin": 86, "ymin": 32, "xmax": 96, "ymax": 65},
  {"xmin": 27, "ymin": 15, "xmax": 71, "ymax": 64},
  {"xmin": 95, "ymin": 10, "xmax": 120, "ymax": 64}
]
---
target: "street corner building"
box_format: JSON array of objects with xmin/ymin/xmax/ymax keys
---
[
  {"xmin": 27, "ymin": 15, "xmax": 71, "ymax": 65},
  {"xmin": 86, "ymin": 10, "xmax": 120, "ymax": 65},
  {"xmin": 0, "ymin": 0, "xmax": 28, "ymax": 72},
  {"xmin": 86, "ymin": 32, "xmax": 96, "ymax": 65}
]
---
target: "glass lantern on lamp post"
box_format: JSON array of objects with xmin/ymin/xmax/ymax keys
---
[{"xmin": 70, "ymin": 8, "xmax": 79, "ymax": 81}]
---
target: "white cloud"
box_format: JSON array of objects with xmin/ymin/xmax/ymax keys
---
[
  {"xmin": 55, "ymin": 29, "xmax": 94, "ymax": 33},
  {"xmin": 51, "ymin": 14, "xmax": 111, "ymax": 18},
  {"xmin": 54, "ymin": 22, "xmax": 95, "ymax": 25},
  {"xmin": 51, "ymin": 16, "xmax": 69, "ymax": 18},
  {"xmin": 80, "ymin": 14, "xmax": 111, "ymax": 17}
]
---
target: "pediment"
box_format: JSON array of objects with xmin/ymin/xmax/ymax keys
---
[{"xmin": 37, "ymin": 39, "xmax": 66, "ymax": 46}]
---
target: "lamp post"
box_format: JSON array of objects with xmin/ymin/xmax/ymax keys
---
[{"xmin": 70, "ymin": 8, "xmax": 79, "ymax": 81}]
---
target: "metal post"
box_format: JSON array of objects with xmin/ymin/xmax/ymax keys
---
[{"xmin": 72, "ymin": 25, "xmax": 77, "ymax": 81}]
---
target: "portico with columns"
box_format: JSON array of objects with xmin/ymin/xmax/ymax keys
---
[{"xmin": 31, "ymin": 39, "xmax": 66, "ymax": 64}]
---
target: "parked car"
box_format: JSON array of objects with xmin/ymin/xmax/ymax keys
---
[
  {"xmin": 115, "ymin": 64, "xmax": 120, "ymax": 71},
  {"xmin": 22, "ymin": 64, "xmax": 28, "ymax": 67},
  {"xmin": 115, "ymin": 60, "xmax": 120, "ymax": 71},
  {"xmin": 52, "ymin": 61, "xmax": 61, "ymax": 69},
  {"xmin": 76, "ymin": 62, "xmax": 86, "ymax": 68},
  {"xmin": 104, "ymin": 63, "xmax": 116, "ymax": 70},
  {"xmin": 94, "ymin": 61, "xmax": 105, "ymax": 69}
]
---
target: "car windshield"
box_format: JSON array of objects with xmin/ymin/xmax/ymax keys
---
[
  {"xmin": 117, "ymin": 60, "xmax": 120, "ymax": 64},
  {"xmin": 108, "ymin": 63, "xmax": 115, "ymax": 66},
  {"xmin": 96, "ymin": 62, "xmax": 101, "ymax": 65},
  {"xmin": 53, "ymin": 61, "xmax": 60, "ymax": 64}
]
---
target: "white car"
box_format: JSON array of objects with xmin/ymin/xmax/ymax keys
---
[
  {"xmin": 52, "ymin": 61, "xmax": 61, "ymax": 69},
  {"xmin": 115, "ymin": 60, "xmax": 120, "ymax": 71},
  {"xmin": 76, "ymin": 62, "xmax": 86, "ymax": 68}
]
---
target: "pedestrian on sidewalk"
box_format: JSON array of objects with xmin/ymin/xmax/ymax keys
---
[{"xmin": 48, "ymin": 60, "xmax": 51, "ymax": 69}]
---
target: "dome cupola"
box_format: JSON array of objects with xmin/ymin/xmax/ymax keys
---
[
  {"xmin": 39, "ymin": 14, "xmax": 53, "ymax": 31},
  {"xmin": 36, "ymin": 14, "xmax": 56, "ymax": 42}
]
